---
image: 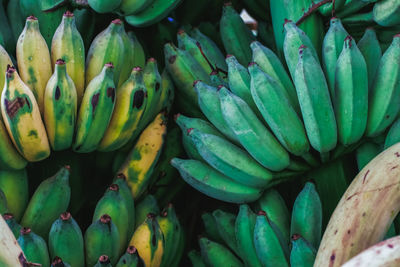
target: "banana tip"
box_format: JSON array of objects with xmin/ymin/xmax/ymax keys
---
[
  {"xmin": 60, "ymin": 212, "xmax": 71, "ymax": 221},
  {"xmin": 258, "ymin": 210, "xmax": 267, "ymax": 216},
  {"xmin": 109, "ymin": 184, "xmax": 119, "ymax": 192},
  {"xmin": 3, "ymin": 213, "xmax": 13, "ymax": 220},
  {"xmin": 52, "ymin": 256, "xmax": 64, "ymax": 265},
  {"xmin": 111, "ymin": 19, "xmax": 122, "ymax": 25},
  {"xmin": 56, "ymin": 59, "xmax": 66, "ymax": 65},
  {"xmin": 116, "ymin": 173, "xmax": 127, "ymax": 180},
  {"xmin": 64, "ymin": 10, "xmax": 74, "ymax": 17},
  {"xmin": 99, "ymin": 255, "xmax": 110, "ymax": 264},
  {"xmin": 100, "ymin": 214, "xmax": 112, "ymax": 224},
  {"xmin": 127, "ymin": 246, "xmax": 137, "ymax": 254},
  {"xmin": 147, "ymin": 213, "xmax": 156, "ymax": 219},
  {"xmin": 20, "ymin": 227, "xmax": 31, "ymax": 235},
  {"xmin": 174, "ymin": 113, "xmax": 180, "ymax": 121},
  {"xmin": 27, "ymin": 15, "xmax": 38, "ymax": 21},
  {"xmin": 291, "ymin": 234, "xmax": 301, "ymax": 240},
  {"xmin": 105, "ymin": 62, "xmax": 114, "ymax": 68}
]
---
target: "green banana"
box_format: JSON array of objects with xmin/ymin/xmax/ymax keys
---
[
  {"xmin": 113, "ymin": 173, "xmax": 135, "ymax": 239},
  {"xmin": 119, "ymin": 28, "xmax": 136, "ymax": 89},
  {"xmin": 6, "ymin": 0, "xmax": 24, "ymax": 46},
  {"xmin": 366, "ymin": 34, "xmax": 400, "ymax": 137},
  {"xmin": 199, "ymin": 237, "xmax": 243, "ymax": 267},
  {"xmin": 0, "ymin": 188, "xmax": 7, "ymax": 214},
  {"xmin": 88, "ymin": 0, "xmax": 122, "ymax": 13},
  {"xmin": 153, "ymin": 70, "xmax": 174, "ymax": 115},
  {"xmin": 93, "ymin": 255, "xmax": 113, "ymax": 267},
  {"xmin": 201, "ymin": 212, "xmax": 224, "ymax": 243},
  {"xmin": 212, "ymin": 209, "xmax": 241, "ymax": 258},
  {"xmin": 218, "ymin": 86, "xmax": 290, "ymax": 171},
  {"xmin": 4, "ymin": 213, "xmax": 22, "ymax": 239},
  {"xmin": 220, "ymin": 2, "xmax": 255, "ymax": 65},
  {"xmin": 197, "ymin": 21, "xmax": 225, "ymax": 51},
  {"xmin": 334, "ymin": 35, "xmax": 368, "ymax": 146},
  {"xmin": 373, "ymin": 0, "xmax": 400, "ymax": 26},
  {"xmin": 293, "ymin": 45, "xmax": 337, "ymax": 153},
  {"xmin": 21, "ymin": 166, "xmax": 70, "ymax": 240},
  {"xmin": 188, "ymin": 250, "xmax": 206, "ymax": 267},
  {"xmin": 128, "ymin": 31, "xmax": 146, "ymax": 68},
  {"xmin": 290, "ymin": 234, "xmax": 317, "ymax": 267},
  {"xmin": 119, "ymin": 0, "xmax": 155, "ymax": 15},
  {"xmin": 44, "ymin": 59, "xmax": 77, "ymax": 151},
  {"xmin": 0, "ymin": 0, "xmax": 15, "ymax": 55},
  {"xmin": 73, "ymin": 63, "xmax": 116, "ymax": 153},
  {"xmin": 51, "ymin": 256, "xmax": 71, "ymax": 267},
  {"xmin": 385, "ymin": 117, "xmax": 400, "ymax": 149},
  {"xmin": 235, "ymin": 204, "xmax": 262, "ymax": 267},
  {"xmin": 116, "ymin": 246, "xmax": 142, "ymax": 267},
  {"xmin": 134, "ymin": 194, "xmax": 159, "ymax": 230},
  {"xmin": 84, "ymin": 214, "xmax": 120, "ymax": 266},
  {"xmin": 356, "ymin": 141, "xmax": 382, "ymax": 170},
  {"xmin": 0, "ymin": 169, "xmax": 28, "ymax": 221},
  {"xmin": 18, "ymin": 227, "xmax": 50, "ymax": 267},
  {"xmin": 290, "ymin": 182, "xmax": 322, "ymax": 249},
  {"xmin": 74, "ymin": 8, "xmax": 96, "ymax": 51},
  {"xmin": 48, "ymin": 212, "xmax": 84, "ymax": 267},
  {"xmin": 159, "ymin": 204, "xmax": 181, "ymax": 267},
  {"xmin": 319, "ymin": 0, "xmax": 346, "ymax": 16}
]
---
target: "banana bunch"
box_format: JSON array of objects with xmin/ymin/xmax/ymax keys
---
[{"xmin": 189, "ymin": 183, "xmax": 322, "ymax": 267}]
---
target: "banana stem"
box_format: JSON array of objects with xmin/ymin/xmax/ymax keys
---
[{"xmin": 296, "ymin": 0, "xmax": 333, "ymax": 26}]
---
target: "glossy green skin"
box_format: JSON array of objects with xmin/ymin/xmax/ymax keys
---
[
  {"xmin": 366, "ymin": 36, "xmax": 400, "ymax": 137},
  {"xmin": 322, "ymin": 18, "xmax": 349, "ymax": 99},
  {"xmin": 212, "ymin": 210, "xmax": 241, "ymax": 258},
  {"xmin": 188, "ymin": 250, "xmax": 206, "ymax": 267},
  {"xmin": 201, "ymin": 213, "xmax": 224, "ymax": 243},
  {"xmin": 0, "ymin": 169, "xmax": 28, "ymax": 221},
  {"xmin": 88, "ymin": 0, "xmax": 122, "ymax": 13},
  {"xmin": 73, "ymin": 65, "xmax": 116, "ymax": 153},
  {"xmin": 18, "ymin": 230, "xmax": 50, "ymax": 267},
  {"xmin": 134, "ymin": 194, "xmax": 159, "ymax": 230},
  {"xmin": 116, "ymin": 248, "xmax": 141, "ymax": 267},
  {"xmin": 218, "ymin": 87, "xmax": 290, "ymax": 171},
  {"xmin": 294, "ymin": 46, "xmax": 337, "ymax": 153},
  {"xmin": 199, "ymin": 237, "xmax": 243, "ymax": 267},
  {"xmin": 113, "ymin": 176, "xmax": 135, "ymax": 239},
  {"xmin": 84, "ymin": 218, "xmax": 120, "ymax": 266},
  {"xmin": 290, "ymin": 182, "xmax": 322, "ymax": 249},
  {"xmin": 356, "ymin": 142, "xmax": 382, "ymax": 170},
  {"xmin": 20, "ymin": 167, "xmax": 70, "ymax": 240},
  {"xmin": 159, "ymin": 205, "xmax": 181, "ymax": 267},
  {"xmin": 373, "ymin": 0, "xmax": 400, "ymax": 27},
  {"xmin": 290, "ymin": 236, "xmax": 316, "ymax": 267},
  {"xmin": 235, "ymin": 205, "xmax": 262, "ymax": 267},
  {"xmin": 118, "ymin": 28, "xmax": 135, "ymax": 88},
  {"xmin": 48, "ymin": 215, "xmax": 84, "ymax": 267}
]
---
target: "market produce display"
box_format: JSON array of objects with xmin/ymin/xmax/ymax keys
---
[{"xmin": 1, "ymin": 0, "xmax": 400, "ymax": 266}]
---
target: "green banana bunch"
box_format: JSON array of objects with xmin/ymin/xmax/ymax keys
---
[
  {"xmin": 113, "ymin": 173, "xmax": 135, "ymax": 239},
  {"xmin": 356, "ymin": 141, "xmax": 382, "ymax": 170},
  {"xmin": 4, "ymin": 213, "xmax": 22, "ymax": 239},
  {"xmin": 290, "ymin": 182, "xmax": 322, "ymax": 249},
  {"xmin": 199, "ymin": 237, "xmax": 243, "ymax": 267},
  {"xmin": 128, "ymin": 32, "xmax": 146, "ymax": 68},
  {"xmin": 51, "ymin": 11, "xmax": 85, "ymax": 104},
  {"xmin": 0, "ymin": 169, "xmax": 28, "ymax": 221},
  {"xmin": 290, "ymin": 234, "xmax": 316, "ymax": 267},
  {"xmin": 88, "ymin": 0, "xmax": 122, "ymax": 13},
  {"xmin": 73, "ymin": 63, "xmax": 116, "ymax": 153},
  {"xmin": 334, "ymin": 35, "xmax": 368, "ymax": 146},
  {"xmin": 212, "ymin": 209, "xmax": 241, "ymax": 258},
  {"xmin": 84, "ymin": 214, "xmax": 120, "ymax": 266},
  {"xmin": 119, "ymin": 0, "xmax": 154, "ymax": 15},
  {"xmin": 202, "ymin": 212, "xmax": 224, "ymax": 243},
  {"xmin": 0, "ymin": 188, "xmax": 7, "ymax": 214},
  {"xmin": 48, "ymin": 212, "xmax": 84, "ymax": 267},
  {"xmin": 21, "ymin": 166, "xmax": 70, "ymax": 240},
  {"xmin": 220, "ymin": 2, "xmax": 255, "ymax": 65},
  {"xmin": 18, "ymin": 227, "xmax": 50, "ymax": 267},
  {"xmin": 365, "ymin": 34, "xmax": 400, "ymax": 137},
  {"xmin": 188, "ymin": 250, "xmax": 207, "ymax": 267},
  {"xmin": 51, "ymin": 256, "xmax": 71, "ymax": 267},
  {"xmin": 93, "ymin": 184, "xmax": 130, "ymax": 254},
  {"xmin": 134, "ymin": 194, "xmax": 159, "ymax": 230},
  {"xmin": 44, "ymin": 59, "xmax": 77, "ymax": 151},
  {"xmin": 94, "ymin": 255, "xmax": 113, "ymax": 267},
  {"xmin": 373, "ymin": 0, "xmax": 400, "ymax": 26},
  {"xmin": 171, "ymin": 158, "xmax": 263, "ymax": 203},
  {"xmin": 17, "ymin": 16, "xmax": 52, "ymax": 114}
]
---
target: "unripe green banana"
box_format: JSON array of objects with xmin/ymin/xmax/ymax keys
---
[
  {"xmin": 156, "ymin": 70, "xmax": 174, "ymax": 114},
  {"xmin": 220, "ymin": 2, "xmax": 255, "ymax": 65},
  {"xmin": 290, "ymin": 182, "xmax": 322, "ymax": 249},
  {"xmin": 88, "ymin": 0, "xmax": 122, "ymax": 13},
  {"xmin": 0, "ymin": 188, "xmax": 7, "ymax": 214},
  {"xmin": 290, "ymin": 234, "xmax": 316, "ymax": 267},
  {"xmin": 235, "ymin": 205, "xmax": 262, "ymax": 267},
  {"xmin": 199, "ymin": 237, "xmax": 243, "ymax": 267},
  {"xmin": 128, "ymin": 32, "xmax": 146, "ymax": 68},
  {"xmin": 119, "ymin": 0, "xmax": 154, "ymax": 15},
  {"xmin": 134, "ymin": 194, "xmax": 159, "ymax": 230},
  {"xmin": 4, "ymin": 213, "xmax": 22, "ymax": 239},
  {"xmin": 94, "ymin": 255, "xmax": 113, "ymax": 267},
  {"xmin": 74, "ymin": 8, "xmax": 95, "ymax": 51},
  {"xmin": 51, "ymin": 256, "xmax": 71, "ymax": 267},
  {"xmin": 218, "ymin": 86, "xmax": 290, "ymax": 171},
  {"xmin": 254, "ymin": 211, "xmax": 289, "ymax": 267},
  {"xmin": 202, "ymin": 212, "xmax": 224, "ymax": 243},
  {"xmin": 116, "ymin": 246, "xmax": 142, "ymax": 267},
  {"xmin": 171, "ymin": 158, "xmax": 263, "ymax": 203},
  {"xmin": 188, "ymin": 250, "xmax": 207, "ymax": 267},
  {"xmin": 322, "ymin": 18, "xmax": 349, "ymax": 99},
  {"xmin": 86, "ymin": 19, "xmax": 125, "ymax": 86},
  {"xmin": 365, "ymin": 34, "xmax": 400, "ymax": 137},
  {"xmin": 17, "ymin": 16, "xmax": 52, "ymax": 114},
  {"xmin": 0, "ymin": 43, "xmax": 12, "ymax": 91},
  {"xmin": 356, "ymin": 141, "xmax": 382, "ymax": 170},
  {"xmin": 113, "ymin": 173, "xmax": 135, "ymax": 240},
  {"xmin": 385, "ymin": 117, "xmax": 400, "ymax": 149},
  {"xmin": 73, "ymin": 63, "xmax": 116, "ymax": 153},
  {"xmin": 44, "ymin": 59, "xmax": 77, "ymax": 151},
  {"xmin": 51, "ymin": 11, "xmax": 85, "ymax": 104},
  {"xmin": 159, "ymin": 204, "xmax": 181, "ymax": 267},
  {"xmin": 21, "ymin": 166, "xmax": 70, "ymax": 240},
  {"xmin": 118, "ymin": 28, "xmax": 136, "ymax": 88},
  {"xmin": 0, "ymin": 169, "xmax": 28, "ymax": 221},
  {"xmin": 93, "ymin": 184, "xmax": 129, "ymax": 254},
  {"xmin": 373, "ymin": 0, "xmax": 400, "ymax": 26},
  {"xmin": 249, "ymin": 63, "xmax": 309, "ymax": 156},
  {"xmin": 212, "ymin": 209, "xmax": 241, "ymax": 258},
  {"xmin": 334, "ymin": 35, "xmax": 368, "ymax": 146},
  {"xmin": 319, "ymin": 0, "xmax": 346, "ymax": 16},
  {"xmin": 18, "ymin": 227, "xmax": 50, "ymax": 267},
  {"xmin": 293, "ymin": 45, "xmax": 337, "ymax": 153},
  {"xmin": 84, "ymin": 214, "xmax": 120, "ymax": 266},
  {"xmin": 48, "ymin": 212, "xmax": 84, "ymax": 267}
]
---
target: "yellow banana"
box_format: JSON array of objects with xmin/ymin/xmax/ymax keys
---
[{"xmin": 0, "ymin": 44, "xmax": 12, "ymax": 93}]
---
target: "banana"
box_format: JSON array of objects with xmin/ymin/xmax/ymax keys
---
[
  {"xmin": 202, "ymin": 212, "xmax": 224, "ymax": 243},
  {"xmin": 0, "ymin": 1, "xmax": 15, "ymax": 55},
  {"xmin": 98, "ymin": 67, "xmax": 147, "ymax": 152},
  {"xmin": 199, "ymin": 237, "xmax": 243, "ymax": 267},
  {"xmin": 134, "ymin": 194, "xmax": 159, "ymax": 230},
  {"xmin": 249, "ymin": 62, "xmax": 309, "ymax": 156},
  {"xmin": 334, "ymin": 35, "xmax": 368, "ymax": 146},
  {"xmin": 355, "ymin": 141, "xmax": 382, "ymax": 170},
  {"xmin": 120, "ymin": 0, "xmax": 155, "ymax": 15},
  {"xmin": 212, "ymin": 209, "xmax": 241, "ymax": 258},
  {"xmin": 0, "ymin": 188, "xmax": 7, "ymax": 214},
  {"xmin": 4, "ymin": 213, "xmax": 22, "ymax": 239},
  {"xmin": 319, "ymin": 0, "xmax": 346, "ymax": 16},
  {"xmin": 48, "ymin": 212, "xmax": 84, "ymax": 267},
  {"xmin": 16, "ymin": 16, "xmax": 52, "ymax": 114},
  {"xmin": 373, "ymin": 0, "xmax": 400, "ymax": 26},
  {"xmin": 116, "ymin": 246, "xmax": 142, "ymax": 267},
  {"xmin": 220, "ymin": 2, "xmax": 255, "ymax": 66},
  {"xmin": 129, "ymin": 213, "xmax": 164, "ymax": 267},
  {"xmin": 44, "ymin": 59, "xmax": 77, "ymax": 151},
  {"xmin": 74, "ymin": 8, "xmax": 96, "ymax": 51},
  {"xmin": 94, "ymin": 255, "xmax": 113, "ymax": 267},
  {"xmin": 250, "ymin": 41, "xmax": 300, "ymax": 113},
  {"xmin": 73, "ymin": 63, "xmax": 116, "ymax": 153},
  {"xmin": 218, "ymin": 86, "xmax": 290, "ymax": 171},
  {"xmin": 117, "ymin": 112, "xmax": 167, "ymax": 200},
  {"xmin": 51, "ymin": 11, "xmax": 85, "ymax": 104},
  {"xmin": 171, "ymin": 158, "xmax": 263, "ymax": 203},
  {"xmin": 188, "ymin": 250, "xmax": 206, "ymax": 267},
  {"xmin": 385, "ymin": 117, "xmax": 400, "ymax": 149},
  {"xmin": 314, "ymin": 142, "xmax": 400, "ymax": 266},
  {"xmin": 357, "ymin": 28, "xmax": 382, "ymax": 90},
  {"xmin": 155, "ymin": 70, "xmax": 174, "ymax": 114},
  {"xmin": 289, "ymin": 234, "xmax": 316, "ymax": 267},
  {"xmin": 88, "ymin": 0, "xmax": 122, "ymax": 13},
  {"xmin": 86, "ymin": 19, "xmax": 125, "ymax": 86},
  {"xmin": 0, "ymin": 44, "xmax": 12, "ymax": 91},
  {"xmin": 0, "ymin": 169, "xmax": 28, "ymax": 221},
  {"xmin": 119, "ymin": 28, "xmax": 136, "ymax": 89},
  {"xmin": 365, "ymin": 34, "xmax": 400, "ymax": 137},
  {"xmin": 293, "ymin": 45, "xmax": 337, "ymax": 153},
  {"xmin": 18, "ymin": 227, "xmax": 50, "ymax": 267},
  {"xmin": 187, "ymin": 128, "xmax": 274, "ymax": 188},
  {"xmin": 51, "ymin": 256, "xmax": 71, "ymax": 267},
  {"xmin": 128, "ymin": 32, "xmax": 146, "ymax": 68},
  {"xmin": 20, "ymin": 166, "xmax": 70, "ymax": 240},
  {"xmin": 235, "ymin": 205, "xmax": 262, "ymax": 267},
  {"xmin": 125, "ymin": 0, "xmax": 182, "ymax": 27},
  {"xmin": 158, "ymin": 204, "xmax": 181, "ymax": 267},
  {"xmin": 113, "ymin": 173, "xmax": 135, "ymax": 239},
  {"xmin": 1, "ymin": 66, "xmax": 50, "ymax": 162},
  {"xmin": 322, "ymin": 17, "xmax": 349, "ymax": 99},
  {"xmin": 84, "ymin": 214, "xmax": 120, "ymax": 266}
]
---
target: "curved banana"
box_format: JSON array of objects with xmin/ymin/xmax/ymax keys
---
[
  {"xmin": 373, "ymin": 0, "xmax": 400, "ymax": 27},
  {"xmin": 212, "ymin": 209, "xmax": 241, "ymax": 258},
  {"xmin": 120, "ymin": 0, "xmax": 155, "ymax": 15},
  {"xmin": 113, "ymin": 173, "xmax": 135, "ymax": 239},
  {"xmin": 319, "ymin": 0, "xmax": 346, "ymax": 16},
  {"xmin": 134, "ymin": 194, "xmax": 160, "ymax": 230},
  {"xmin": 88, "ymin": 0, "xmax": 122, "ymax": 13},
  {"xmin": 128, "ymin": 31, "xmax": 146, "ymax": 68},
  {"xmin": 356, "ymin": 141, "xmax": 381, "ymax": 172},
  {"xmin": 158, "ymin": 204, "xmax": 181, "ymax": 267},
  {"xmin": 202, "ymin": 212, "xmax": 224, "ymax": 243},
  {"xmin": 116, "ymin": 246, "xmax": 142, "ymax": 267},
  {"xmin": 18, "ymin": 227, "xmax": 50, "ymax": 267},
  {"xmin": 0, "ymin": 169, "xmax": 28, "ymax": 221},
  {"xmin": 199, "ymin": 237, "xmax": 243, "ymax": 267},
  {"xmin": 155, "ymin": 70, "xmax": 174, "ymax": 114},
  {"xmin": 118, "ymin": 28, "xmax": 136, "ymax": 88},
  {"xmin": 289, "ymin": 234, "xmax": 316, "ymax": 267}
]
